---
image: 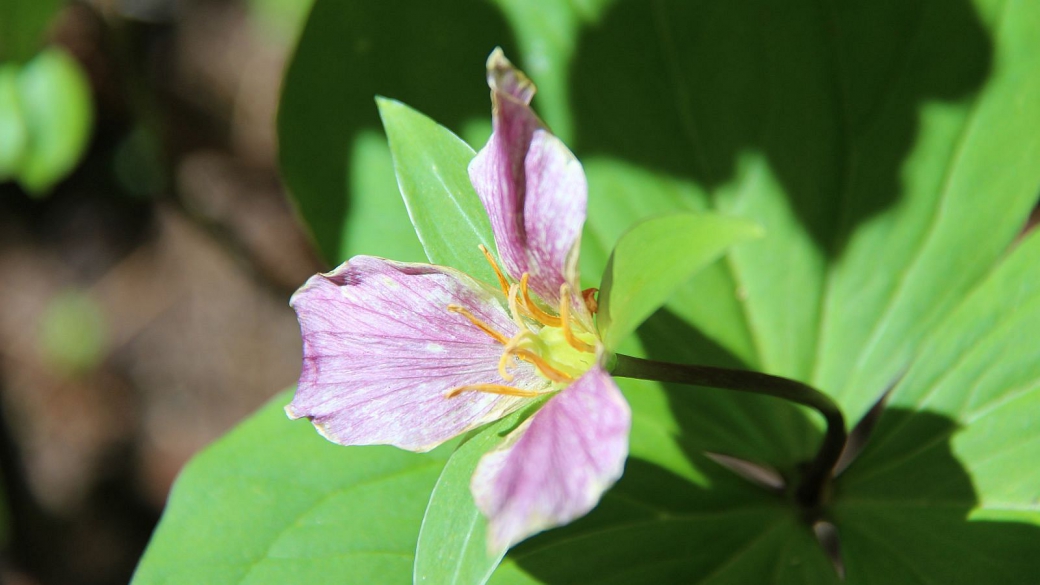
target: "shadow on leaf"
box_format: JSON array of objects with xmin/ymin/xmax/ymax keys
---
[
  {"xmin": 834, "ymin": 407, "xmax": 1040, "ymax": 584},
  {"xmin": 279, "ymin": 0, "xmax": 519, "ymax": 263},
  {"xmin": 498, "ymin": 403, "xmax": 1040, "ymax": 584},
  {"xmin": 567, "ymin": 0, "xmax": 992, "ymax": 255},
  {"xmin": 642, "ymin": 307, "xmax": 821, "ymax": 471}
]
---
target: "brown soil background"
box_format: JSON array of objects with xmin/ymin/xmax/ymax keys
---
[{"xmin": 0, "ymin": 1, "xmax": 323, "ymax": 582}]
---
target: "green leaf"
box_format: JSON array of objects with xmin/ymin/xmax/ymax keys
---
[
  {"xmin": 414, "ymin": 403, "xmax": 546, "ymax": 585},
  {"xmin": 246, "ymin": 0, "xmax": 315, "ymax": 42},
  {"xmin": 0, "ymin": 0, "xmax": 64, "ymax": 62},
  {"xmin": 597, "ymin": 213, "xmax": 762, "ymax": 350},
  {"xmin": 812, "ymin": 0, "xmax": 1040, "ymax": 422},
  {"xmin": 377, "ymin": 97, "xmax": 498, "ymax": 280},
  {"xmin": 0, "ymin": 64, "xmax": 28, "ymax": 179},
  {"xmin": 15, "ymin": 47, "xmax": 93, "ymax": 195},
  {"xmin": 833, "ymin": 229, "xmax": 1040, "ymax": 583},
  {"xmin": 277, "ymin": 0, "xmax": 523, "ymax": 264},
  {"xmin": 132, "ymin": 391, "xmax": 456, "ymax": 584}
]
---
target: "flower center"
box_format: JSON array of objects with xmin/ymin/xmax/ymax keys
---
[{"xmin": 443, "ymin": 245, "xmax": 597, "ymax": 399}]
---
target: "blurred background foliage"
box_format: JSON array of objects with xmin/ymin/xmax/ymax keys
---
[{"xmin": 0, "ymin": 0, "xmax": 317, "ymax": 583}]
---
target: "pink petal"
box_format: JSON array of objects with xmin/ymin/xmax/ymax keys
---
[
  {"xmin": 470, "ymin": 365, "xmax": 631, "ymax": 551},
  {"xmin": 287, "ymin": 256, "xmax": 546, "ymax": 453},
  {"xmin": 469, "ymin": 49, "xmax": 587, "ymax": 307}
]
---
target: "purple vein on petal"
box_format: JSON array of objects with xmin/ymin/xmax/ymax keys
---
[
  {"xmin": 470, "ymin": 49, "xmax": 588, "ymax": 308},
  {"xmin": 471, "ymin": 365, "xmax": 630, "ymax": 551},
  {"xmin": 287, "ymin": 256, "xmax": 547, "ymax": 453}
]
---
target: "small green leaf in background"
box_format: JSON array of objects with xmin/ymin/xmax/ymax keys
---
[
  {"xmin": 14, "ymin": 47, "xmax": 93, "ymax": 195},
  {"xmin": 37, "ymin": 288, "xmax": 107, "ymax": 375},
  {"xmin": 246, "ymin": 0, "xmax": 315, "ymax": 43},
  {"xmin": 0, "ymin": 64, "xmax": 29, "ymax": 180},
  {"xmin": 131, "ymin": 391, "xmax": 457, "ymax": 585},
  {"xmin": 415, "ymin": 403, "xmax": 546, "ymax": 585},
  {"xmin": 597, "ymin": 213, "xmax": 762, "ymax": 351},
  {"xmin": 377, "ymin": 97, "xmax": 499, "ymax": 281}
]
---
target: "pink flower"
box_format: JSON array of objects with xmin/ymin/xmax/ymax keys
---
[{"xmin": 286, "ymin": 49, "xmax": 630, "ymax": 550}]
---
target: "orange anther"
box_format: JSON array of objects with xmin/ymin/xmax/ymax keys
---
[
  {"xmin": 447, "ymin": 305, "xmax": 508, "ymax": 345},
  {"xmin": 559, "ymin": 285, "xmax": 595, "ymax": 353},
  {"xmin": 582, "ymin": 288, "xmax": 599, "ymax": 315},
  {"xmin": 479, "ymin": 244, "xmax": 511, "ymax": 297},
  {"xmin": 445, "ymin": 384, "xmax": 541, "ymax": 399},
  {"xmin": 520, "ymin": 273, "xmax": 562, "ymax": 327}
]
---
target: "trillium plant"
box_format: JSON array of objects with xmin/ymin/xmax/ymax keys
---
[
  {"xmin": 287, "ymin": 51, "xmax": 631, "ymax": 550},
  {"xmin": 288, "ymin": 50, "xmax": 843, "ymax": 555},
  {"xmin": 134, "ymin": 2, "xmax": 1040, "ymax": 582}
]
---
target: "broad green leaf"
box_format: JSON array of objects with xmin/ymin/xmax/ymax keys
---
[
  {"xmin": 491, "ymin": 509, "xmax": 831, "ymax": 585},
  {"xmin": 0, "ymin": 64, "xmax": 28, "ymax": 179},
  {"xmin": 132, "ymin": 391, "xmax": 456, "ymax": 584},
  {"xmin": 597, "ymin": 213, "xmax": 762, "ymax": 350},
  {"xmin": 812, "ymin": 0, "xmax": 1040, "ymax": 421},
  {"xmin": 15, "ymin": 47, "xmax": 93, "ymax": 195},
  {"xmin": 832, "ymin": 229, "xmax": 1040, "ymax": 583},
  {"xmin": 414, "ymin": 402, "xmax": 546, "ymax": 585},
  {"xmin": 0, "ymin": 0, "xmax": 64, "ymax": 62},
  {"xmin": 377, "ymin": 97, "xmax": 499, "ymax": 281}
]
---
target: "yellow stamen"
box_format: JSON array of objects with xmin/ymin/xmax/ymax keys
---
[
  {"xmin": 507, "ymin": 284, "xmax": 528, "ymax": 330},
  {"xmin": 497, "ymin": 354, "xmax": 516, "ymax": 382},
  {"xmin": 445, "ymin": 384, "xmax": 541, "ymax": 399},
  {"xmin": 496, "ymin": 329, "xmax": 535, "ymax": 381},
  {"xmin": 560, "ymin": 284, "xmax": 595, "ymax": 353},
  {"xmin": 447, "ymin": 305, "xmax": 508, "ymax": 345},
  {"xmin": 479, "ymin": 244, "xmax": 510, "ymax": 296},
  {"xmin": 510, "ymin": 348, "xmax": 573, "ymax": 383},
  {"xmin": 520, "ymin": 273, "xmax": 562, "ymax": 327}
]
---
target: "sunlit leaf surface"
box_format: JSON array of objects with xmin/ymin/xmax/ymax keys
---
[{"xmin": 131, "ymin": 391, "xmax": 455, "ymax": 584}]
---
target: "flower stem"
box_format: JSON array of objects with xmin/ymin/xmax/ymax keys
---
[{"xmin": 610, "ymin": 353, "xmax": 846, "ymax": 511}]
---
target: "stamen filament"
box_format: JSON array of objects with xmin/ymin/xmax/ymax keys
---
[
  {"xmin": 445, "ymin": 383, "xmax": 541, "ymax": 398},
  {"xmin": 479, "ymin": 244, "xmax": 511, "ymax": 296},
  {"xmin": 497, "ymin": 330, "xmax": 535, "ymax": 381},
  {"xmin": 510, "ymin": 348, "xmax": 573, "ymax": 383},
  {"xmin": 507, "ymin": 284, "xmax": 529, "ymax": 330},
  {"xmin": 447, "ymin": 305, "xmax": 508, "ymax": 345},
  {"xmin": 560, "ymin": 285, "xmax": 595, "ymax": 353},
  {"xmin": 520, "ymin": 273, "xmax": 562, "ymax": 327}
]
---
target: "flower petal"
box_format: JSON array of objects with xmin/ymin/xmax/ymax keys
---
[
  {"xmin": 470, "ymin": 49, "xmax": 587, "ymax": 307},
  {"xmin": 470, "ymin": 365, "xmax": 630, "ymax": 551},
  {"xmin": 287, "ymin": 256, "xmax": 546, "ymax": 453}
]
